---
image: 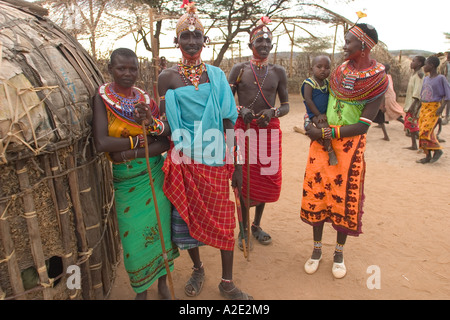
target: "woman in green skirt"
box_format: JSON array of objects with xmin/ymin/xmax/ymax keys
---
[{"xmin": 93, "ymin": 48, "xmax": 179, "ymax": 299}]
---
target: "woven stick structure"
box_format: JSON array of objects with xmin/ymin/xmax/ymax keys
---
[{"xmin": 0, "ymin": 1, "xmax": 120, "ymax": 300}]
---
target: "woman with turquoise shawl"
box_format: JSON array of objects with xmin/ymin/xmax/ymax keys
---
[{"xmin": 92, "ymin": 48, "xmax": 179, "ymax": 300}]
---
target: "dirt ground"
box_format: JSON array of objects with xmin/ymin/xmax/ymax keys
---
[{"xmin": 108, "ymin": 93, "xmax": 450, "ymax": 300}]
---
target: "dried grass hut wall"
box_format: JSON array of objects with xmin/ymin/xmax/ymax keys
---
[{"xmin": 0, "ymin": 1, "xmax": 120, "ymax": 300}]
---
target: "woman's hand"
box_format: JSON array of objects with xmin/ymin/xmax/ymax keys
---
[
  {"xmin": 109, "ymin": 150, "xmax": 133, "ymax": 163},
  {"xmin": 316, "ymin": 114, "xmax": 328, "ymax": 124},
  {"xmin": 134, "ymin": 102, "xmax": 154, "ymax": 126},
  {"xmin": 305, "ymin": 124, "xmax": 322, "ymax": 141},
  {"xmin": 436, "ymin": 103, "xmax": 447, "ymax": 116}
]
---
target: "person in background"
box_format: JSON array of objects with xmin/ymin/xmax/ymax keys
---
[
  {"xmin": 416, "ymin": 56, "xmax": 450, "ymax": 164},
  {"xmin": 382, "ymin": 63, "xmax": 405, "ymax": 124},
  {"xmin": 439, "ymin": 52, "xmax": 450, "ymax": 124},
  {"xmin": 403, "ymin": 56, "xmax": 425, "ymax": 150}
]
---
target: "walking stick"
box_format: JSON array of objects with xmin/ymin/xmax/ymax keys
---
[
  {"xmin": 141, "ymin": 123, "xmax": 176, "ymax": 300},
  {"xmin": 233, "ymin": 187, "xmax": 248, "ymax": 259},
  {"xmin": 245, "ymin": 122, "xmax": 251, "ymax": 261}
]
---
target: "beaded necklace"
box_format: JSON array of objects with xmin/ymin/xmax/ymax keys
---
[
  {"xmin": 248, "ymin": 61, "xmax": 272, "ymax": 109},
  {"xmin": 178, "ymin": 60, "xmax": 207, "ymax": 90},
  {"xmin": 250, "ymin": 58, "xmax": 268, "ymax": 69},
  {"xmin": 99, "ymin": 83, "xmax": 147, "ymax": 120},
  {"xmin": 330, "ymin": 60, "xmax": 388, "ymax": 103}
]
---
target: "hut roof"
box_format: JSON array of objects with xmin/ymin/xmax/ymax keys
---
[{"xmin": 0, "ymin": 0, "xmax": 104, "ymax": 164}]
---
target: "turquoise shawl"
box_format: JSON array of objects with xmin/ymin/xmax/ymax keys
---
[{"xmin": 165, "ymin": 64, "xmax": 237, "ymax": 166}]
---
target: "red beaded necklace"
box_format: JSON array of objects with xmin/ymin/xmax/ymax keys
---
[{"xmin": 177, "ymin": 59, "xmax": 206, "ymax": 90}]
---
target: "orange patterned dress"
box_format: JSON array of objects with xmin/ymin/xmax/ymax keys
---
[{"xmin": 301, "ymin": 60, "xmax": 388, "ymax": 236}]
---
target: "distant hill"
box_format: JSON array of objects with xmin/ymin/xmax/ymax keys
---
[{"xmin": 389, "ymin": 49, "xmax": 437, "ymax": 57}]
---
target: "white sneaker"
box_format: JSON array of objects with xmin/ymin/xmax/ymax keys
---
[
  {"xmin": 304, "ymin": 256, "xmax": 321, "ymax": 274},
  {"xmin": 332, "ymin": 260, "xmax": 347, "ymax": 279}
]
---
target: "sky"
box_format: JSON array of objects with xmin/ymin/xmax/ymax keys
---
[
  {"xmin": 124, "ymin": 0, "xmax": 449, "ymax": 61},
  {"xmin": 39, "ymin": 0, "xmax": 448, "ymax": 60},
  {"xmin": 326, "ymin": 0, "xmax": 449, "ymax": 53}
]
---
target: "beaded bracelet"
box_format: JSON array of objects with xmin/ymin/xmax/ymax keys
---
[
  {"xmin": 146, "ymin": 119, "xmax": 165, "ymax": 136},
  {"xmin": 271, "ymin": 107, "xmax": 281, "ymax": 118},
  {"xmin": 129, "ymin": 136, "xmax": 135, "ymax": 149},
  {"xmin": 321, "ymin": 127, "xmax": 332, "ymax": 139},
  {"xmin": 234, "ymin": 145, "xmax": 244, "ymax": 165},
  {"xmin": 137, "ymin": 134, "xmax": 145, "ymax": 148}
]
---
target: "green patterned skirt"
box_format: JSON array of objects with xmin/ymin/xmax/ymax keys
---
[{"xmin": 113, "ymin": 155, "xmax": 179, "ymax": 293}]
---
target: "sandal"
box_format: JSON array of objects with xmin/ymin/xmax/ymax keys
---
[
  {"xmin": 251, "ymin": 224, "xmax": 272, "ymax": 245},
  {"xmin": 185, "ymin": 264, "xmax": 205, "ymax": 297},
  {"xmin": 218, "ymin": 282, "xmax": 253, "ymax": 300},
  {"xmin": 237, "ymin": 230, "xmax": 253, "ymax": 251}
]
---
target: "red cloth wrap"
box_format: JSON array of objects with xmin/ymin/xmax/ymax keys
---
[
  {"xmin": 235, "ymin": 117, "xmax": 282, "ymax": 205},
  {"xmin": 162, "ymin": 148, "xmax": 236, "ymax": 251}
]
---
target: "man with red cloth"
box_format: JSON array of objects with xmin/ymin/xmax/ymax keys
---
[
  {"xmin": 228, "ymin": 17, "xmax": 289, "ymax": 250},
  {"xmin": 135, "ymin": 2, "xmax": 252, "ymax": 300}
]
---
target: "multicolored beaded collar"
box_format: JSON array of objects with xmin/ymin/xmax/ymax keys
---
[
  {"xmin": 99, "ymin": 83, "xmax": 150, "ymax": 121},
  {"xmin": 330, "ymin": 60, "xmax": 388, "ymax": 103},
  {"xmin": 339, "ymin": 60, "xmax": 385, "ymax": 90}
]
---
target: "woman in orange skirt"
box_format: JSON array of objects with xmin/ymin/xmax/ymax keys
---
[{"xmin": 301, "ymin": 24, "xmax": 388, "ymax": 279}]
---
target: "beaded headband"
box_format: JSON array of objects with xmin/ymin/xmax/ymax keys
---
[
  {"xmin": 348, "ymin": 25, "xmax": 377, "ymax": 50},
  {"xmin": 250, "ymin": 16, "xmax": 273, "ymax": 43},
  {"xmin": 176, "ymin": 2, "xmax": 204, "ymax": 38}
]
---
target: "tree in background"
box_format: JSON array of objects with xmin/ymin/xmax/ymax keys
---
[
  {"xmin": 194, "ymin": 0, "xmax": 289, "ymax": 66},
  {"xmin": 38, "ymin": 0, "xmax": 113, "ymax": 61}
]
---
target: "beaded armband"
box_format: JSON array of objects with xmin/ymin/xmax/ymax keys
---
[{"xmin": 359, "ymin": 117, "xmax": 373, "ymax": 126}]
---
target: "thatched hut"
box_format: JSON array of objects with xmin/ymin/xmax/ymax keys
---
[{"xmin": 0, "ymin": 1, "xmax": 120, "ymax": 299}]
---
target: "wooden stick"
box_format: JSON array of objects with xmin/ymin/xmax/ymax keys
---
[
  {"xmin": 16, "ymin": 159, "xmax": 52, "ymax": 299},
  {"xmin": 245, "ymin": 123, "xmax": 251, "ymax": 261},
  {"xmin": 141, "ymin": 124, "xmax": 175, "ymax": 300},
  {"xmin": 69, "ymin": 147, "xmax": 105, "ymax": 300},
  {"xmin": 0, "ymin": 190, "xmax": 26, "ymax": 299},
  {"xmin": 49, "ymin": 153, "xmax": 78, "ymax": 299},
  {"xmin": 233, "ymin": 187, "xmax": 247, "ymax": 259}
]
